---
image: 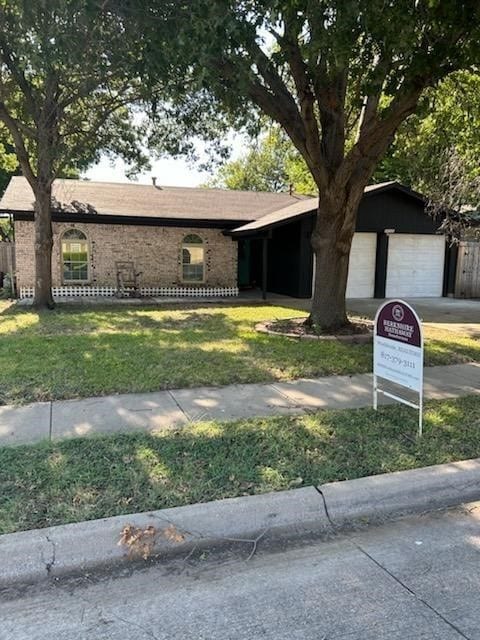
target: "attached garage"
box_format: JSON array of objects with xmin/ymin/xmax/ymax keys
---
[
  {"xmin": 385, "ymin": 234, "xmax": 446, "ymax": 298},
  {"xmin": 228, "ymin": 181, "xmax": 456, "ymax": 300},
  {"xmin": 346, "ymin": 233, "xmax": 377, "ymax": 298}
]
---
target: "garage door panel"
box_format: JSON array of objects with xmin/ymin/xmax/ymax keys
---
[
  {"xmin": 386, "ymin": 234, "xmax": 445, "ymax": 298},
  {"xmin": 346, "ymin": 233, "xmax": 376, "ymax": 298}
]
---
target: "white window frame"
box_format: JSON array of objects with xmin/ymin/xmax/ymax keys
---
[
  {"xmin": 61, "ymin": 228, "xmax": 90, "ymax": 284},
  {"xmin": 181, "ymin": 234, "xmax": 205, "ymax": 284}
]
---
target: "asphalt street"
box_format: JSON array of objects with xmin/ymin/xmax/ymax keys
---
[{"xmin": 1, "ymin": 502, "xmax": 479, "ymax": 640}]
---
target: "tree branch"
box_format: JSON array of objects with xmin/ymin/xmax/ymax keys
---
[
  {"xmin": 0, "ymin": 101, "xmax": 36, "ymax": 188},
  {"xmin": 279, "ymin": 17, "xmax": 326, "ymax": 187},
  {"xmin": 0, "ymin": 32, "xmax": 40, "ymax": 123}
]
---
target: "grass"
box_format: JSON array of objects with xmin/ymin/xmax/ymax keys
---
[
  {"xmin": 0, "ymin": 300, "xmax": 478, "ymax": 404},
  {"xmin": 1, "ymin": 395, "xmax": 480, "ymax": 535}
]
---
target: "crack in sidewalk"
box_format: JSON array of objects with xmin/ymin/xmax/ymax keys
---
[
  {"xmin": 48, "ymin": 401, "xmax": 53, "ymax": 441},
  {"xmin": 355, "ymin": 542, "xmax": 472, "ymax": 640},
  {"xmin": 167, "ymin": 390, "xmax": 191, "ymax": 423}
]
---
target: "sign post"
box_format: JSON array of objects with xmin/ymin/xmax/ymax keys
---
[{"xmin": 373, "ymin": 299, "xmax": 424, "ymax": 436}]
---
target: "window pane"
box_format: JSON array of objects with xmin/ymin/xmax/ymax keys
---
[
  {"xmin": 63, "ymin": 229, "xmax": 87, "ymax": 240},
  {"xmin": 64, "ymin": 261, "xmax": 88, "ymax": 281},
  {"xmin": 182, "ymin": 240, "xmax": 204, "ymax": 282},
  {"xmin": 182, "ymin": 248, "xmax": 191, "ymax": 264},
  {"xmin": 183, "ymin": 264, "xmax": 203, "ymax": 282},
  {"xmin": 183, "ymin": 234, "xmax": 203, "ymax": 244},
  {"xmin": 62, "ymin": 235, "xmax": 89, "ymax": 282},
  {"xmin": 188, "ymin": 247, "xmax": 203, "ymax": 265}
]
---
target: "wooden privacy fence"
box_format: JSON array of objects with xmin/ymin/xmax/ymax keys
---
[
  {"xmin": 0, "ymin": 242, "xmax": 14, "ymax": 274},
  {"xmin": 455, "ymin": 241, "xmax": 480, "ymax": 298}
]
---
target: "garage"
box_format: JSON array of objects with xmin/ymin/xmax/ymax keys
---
[
  {"xmin": 386, "ymin": 234, "xmax": 446, "ymax": 297},
  {"xmin": 229, "ymin": 182, "xmax": 456, "ymax": 299},
  {"xmin": 346, "ymin": 233, "xmax": 377, "ymax": 298}
]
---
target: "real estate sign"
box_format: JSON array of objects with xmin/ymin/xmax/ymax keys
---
[{"xmin": 373, "ymin": 300, "xmax": 424, "ymax": 435}]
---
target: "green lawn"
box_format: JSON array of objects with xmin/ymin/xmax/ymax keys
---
[
  {"xmin": 0, "ymin": 301, "xmax": 478, "ymax": 404},
  {"xmin": 1, "ymin": 395, "xmax": 479, "ymax": 535}
]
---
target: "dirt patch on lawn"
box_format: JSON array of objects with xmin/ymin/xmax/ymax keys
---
[{"xmin": 256, "ymin": 317, "xmax": 373, "ymax": 343}]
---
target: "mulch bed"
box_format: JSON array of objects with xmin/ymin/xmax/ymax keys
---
[{"xmin": 256, "ymin": 317, "xmax": 373, "ymax": 343}]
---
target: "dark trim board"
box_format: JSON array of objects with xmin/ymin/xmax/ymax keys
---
[
  {"xmin": 362, "ymin": 182, "xmax": 427, "ymax": 205},
  {"xmin": 225, "ymin": 211, "xmax": 313, "ymax": 238},
  {"xmin": 374, "ymin": 233, "xmax": 389, "ymax": 298},
  {"xmin": 443, "ymin": 243, "xmax": 458, "ymax": 297},
  {"xmin": 8, "ymin": 210, "xmax": 252, "ymax": 230}
]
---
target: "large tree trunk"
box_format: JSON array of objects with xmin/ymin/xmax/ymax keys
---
[
  {"xmin": 308, "ymin": 187, "xmax": 364, "ymax": 330},
  {"xmin": 32, "ymin": 95, "xmax": 58, "ymax": 310},
  {"xmin": 32, "ymin": 184, "xmax": 54, "ymax": 309}
]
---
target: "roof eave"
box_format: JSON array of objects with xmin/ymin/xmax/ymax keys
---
[
  {"xmin": 228, "ymin": 208, "xmax": 315, "ymax": 237},
  {"xmin": 364, "ymin": 181, "xmax": 427, "ymax": 204},
  {"xmin": 7, "ymin": 210, "xmax": 255, "ymax": 229}
]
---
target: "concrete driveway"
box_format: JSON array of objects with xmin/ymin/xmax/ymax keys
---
[
  {"xmin": 347, "ymin": 297, "xmax": 480, "ymax": 337},
  {"xmin": 268, "ymin": 294, "xmax": 480, "ymax": 336}
]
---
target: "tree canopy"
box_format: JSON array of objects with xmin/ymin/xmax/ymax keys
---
[
  {"xmin": 207, "ymin": 69, "xmax": 480, "ymax": 205},
  {"xmin": 136, "ymin": 0, "xmax": 480, "ymax": 328},
  {"xmin": 374, "ymin": 71, "xmax": 480, "ymax": 202},
  {"xmin": 0, "ymin": 0, "xmax": 152, "ymax": 306}
]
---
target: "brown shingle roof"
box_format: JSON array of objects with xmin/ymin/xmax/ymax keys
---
[
  {"xmin": 229, "ymin": 181, "xmax": 422, "ymax": 235},
  {"xmin": 0, "ymin": 176, "xmax": 308, "ymax": 222},
  {"xmin": 229, "ymin": 198, "xmax": 317, "ymax": 235}
]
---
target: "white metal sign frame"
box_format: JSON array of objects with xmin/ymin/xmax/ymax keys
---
[{"xmin": 373, "ymin": 299, "xmax": 424, "ymax": 436}]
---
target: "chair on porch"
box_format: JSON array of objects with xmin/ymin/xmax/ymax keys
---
[{"xmin": 115, "ymin": 261, "xmax": 142, "ymax": 298}]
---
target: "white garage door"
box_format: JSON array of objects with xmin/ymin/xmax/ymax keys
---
[
  {"xmin": 346, "ymin": 233, "xmax": 377, "ymax": 298},
  {"xmin": 386, "ymin": 234, "xmax": 445, "ymax": 297}
]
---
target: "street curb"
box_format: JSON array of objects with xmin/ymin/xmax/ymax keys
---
[
  {"xmin": 0, "ymin": 487, "xmax": 328, "ymax": 588},
  {"xmin": 1, "ymin": 458, "xmax": 480, "ymax": 588},
  {"xmin": 318, "ymin": 457, "xmax": 480, "ymax": 527}
]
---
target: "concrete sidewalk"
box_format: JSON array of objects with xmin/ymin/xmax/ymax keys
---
[{"xmin": 1, "ymin": 362, "xmax": 479, "ymax": 447}]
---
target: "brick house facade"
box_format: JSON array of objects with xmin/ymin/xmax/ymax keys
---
[
  {"xmin": 14, "ymin": 220, "xmax": 238, "ymax": 293},
  {"xmin": 0, "ymin": 177, "xmax": 457, "ymax": 300},
  {"xmin": 3, "ymin": 177, "xmax": 303, "ymax": 299}
]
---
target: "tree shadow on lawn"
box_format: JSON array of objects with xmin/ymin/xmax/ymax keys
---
[
  {"xmin": 0, "ymin": 312, "xmax": 373, "ymax": 404},
  {"xmin": 0, "ymin": 304, "xmax": 475, "ymax": 405},
  {"xmin": 0, "ymin": 304, "xmax": 249, "ymax": 337},
  {"xmin": 423, "ymin": 333, "xmax": 480, "ymax": 366},
  {"xmin": 1, "ymin": 395, "xmax": 479, "ymax": 535}
]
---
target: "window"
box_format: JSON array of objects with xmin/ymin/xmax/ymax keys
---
[
  {"xmin": 182, "ymin": 234, "xmax": 204, "ymax": 282},
  {"xmin": 62, "ymin": 229, "xmax": 89, "ymax": 282}
]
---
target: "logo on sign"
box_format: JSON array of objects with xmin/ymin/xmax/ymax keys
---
[{"xmin": 392, "ymin": 304, "xmax": 404, "ymax": 322}]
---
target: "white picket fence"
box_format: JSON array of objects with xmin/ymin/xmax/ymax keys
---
[{"xmin": 19, "ymin": 285, "xmax": 239, "ymax": 299}]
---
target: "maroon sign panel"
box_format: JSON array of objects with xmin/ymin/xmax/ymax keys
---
[{"xmin": 375, "ymin": 301, "xmax": 421, "ymax": 347}]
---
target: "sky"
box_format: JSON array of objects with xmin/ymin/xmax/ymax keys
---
[
  {"xmin": 84, "ymin": 155, "xmax": 211, "ymax": 187},
  {"xmin": 83, "ymin": 133, "xmax": 250, "ymax": 188}
]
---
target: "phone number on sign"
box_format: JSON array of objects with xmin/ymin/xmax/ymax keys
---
[{"xmin": 380, "ymin": 351, "xmax": 416, "ymax": 369}]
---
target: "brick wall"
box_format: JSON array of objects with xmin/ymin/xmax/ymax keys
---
[{"xmin": 14, "ymin": 220, "xmax": 238, "ymax": 289}]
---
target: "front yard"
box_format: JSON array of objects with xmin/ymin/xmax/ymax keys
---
[
  {"xmin": 1, "ymin": 395, "xmax": 480, "ymax": 535},
  {"xmin": 0, "ymin": 301, "xmax": 478, "ymax": 404}
]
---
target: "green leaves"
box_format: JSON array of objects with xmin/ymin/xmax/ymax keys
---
[
  {"xmin": 205, "ymin": 125, "xmax": 317, "ymax": 194},
  {"xmin": 0, "ymin": 0, "xmax": 150, "ymax": 182},
  {"xmin": 375, "ymin": 71, "xmax": 480, "ymax": 204}
]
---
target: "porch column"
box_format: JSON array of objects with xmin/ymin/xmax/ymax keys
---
[{"xmin": 262, "ymin": 236, "xmax": 268, "ymax": 300}]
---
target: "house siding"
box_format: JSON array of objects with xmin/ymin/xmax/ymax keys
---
[{"xmin": 14, "ymin": 220, "xmax": 237, "ymax": 290}]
